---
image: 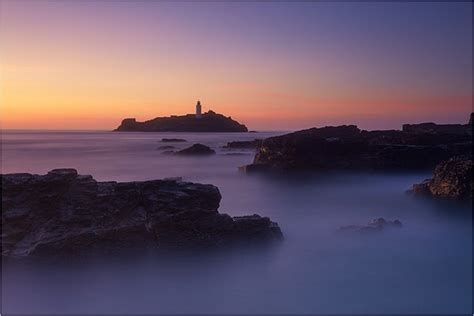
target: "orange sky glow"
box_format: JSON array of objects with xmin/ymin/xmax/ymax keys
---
[{"xmin": 1, "ymin": 1, "xmax": 472, "ymax": 131}]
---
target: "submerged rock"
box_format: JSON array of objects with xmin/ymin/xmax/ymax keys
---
[
  {"xmin": 1, "ymin": 169, "xmax": 282, "ymax": 257},
  {"xmin": 160, "ymin": 138, "xmax": 186, "ymax": 143},
  {"xmin": 338, "ymin": 218, "xmax": 402, "ymax": 234},
  {"xmin": 242, "ymin": 118, "xmax": 472, "ymax": 172},
  {"xmin": 176, "ymin": 144, "xmax": 216, "ymax": 156},
  {"xmin": 408, "ymin": 156, "xmax": 473, "ymax": 200}
]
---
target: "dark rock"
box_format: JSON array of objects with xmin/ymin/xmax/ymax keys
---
[
  {"xmin": 176, "ymin": 144, "xmax": 216, "ymax": 156},
  {"xmin": 157, "ymin": 145, "xmax": 176, "ymax": 150},
  {"xmin": 115, "ymin": 111, "xmax": 248, "ymax": 132},
  {"xmin": 243, "ymin": 118, "xmax": 472, "ymax": 171},
  {"xmin": 338, "ymin": 218, "xmax": 402, "ymax": 234},
  {"xmin": 1, "ymin": 169, "xmax": 282, "ymax": 257},
  {"xmin": 232, "ymin": 215, "xmax": 283, "ymax": 241},
  {"xmin": 402, "ymin": 115, "xmax": 472, "ymax": 135},
  {"xmin": 408, "ymin": 156, "xmax": 473, "ymax": 199},
  {"xmin": 223, "ymin": 139, "xmax": 262, "ymax": 149},
  {"xmin": 160, "ymin": 138, "xmax": 186, "ymax": 143}
]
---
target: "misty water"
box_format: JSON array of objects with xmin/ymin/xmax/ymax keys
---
[{"xmin": 1, "ymin": 130, "xmax": 472, "ymax": 314}]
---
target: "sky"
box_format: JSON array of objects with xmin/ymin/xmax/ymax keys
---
[{"xmin": 1, "ymin": 0, "xmax": 472, "ymax": 131}]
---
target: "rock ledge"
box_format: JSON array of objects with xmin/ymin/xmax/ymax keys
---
[{"xmin": 1, "ymin": 169, "xmax": 282, "ymax": 257}]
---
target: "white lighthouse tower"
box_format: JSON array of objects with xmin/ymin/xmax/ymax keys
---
[{"xmin": 195, "ymin": 100, "xmax": 202, "ymax": 118}]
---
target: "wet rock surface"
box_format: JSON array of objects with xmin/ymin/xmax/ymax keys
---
[
  {"xmin": 243, "ymin": 120, "xmax": 472, "ymax": 171},
  {"xmin": 338, "ymin": 218, "xmax": 402, "ymax": 234},
  {"xmin": 409, "ymin": 156, "xmax": 473, "ymax": 200},
  {"xmin": 1, "ymin": 169, "xmax": 283, "ymax": 257}
]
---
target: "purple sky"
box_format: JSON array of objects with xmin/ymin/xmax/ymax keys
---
[{"xmin": 1, "ymin": 1, "xmax": 472, "ymax": 130}]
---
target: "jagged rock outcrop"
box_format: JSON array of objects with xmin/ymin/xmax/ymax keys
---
[
  {"xmin": 408, "ymin": 156, "xmax": 473, "ymax": 199},
  {"xmin": 115, "ymin": 111, "xmax": 248, "ymax": 132},
  {"xmin": 242, "ymin": 118, "xmax": 472, "ymax": 172},
  {"xmin": 338, "ymin": 218, "xmax": 402, "ymax": 234},
  {"xmin": 176, "ymin": 144, "xmax": 215, "ymax": 155},
  {"xmin": 1, "ymin": 169, "xmax": 282, "ymax": 257}
]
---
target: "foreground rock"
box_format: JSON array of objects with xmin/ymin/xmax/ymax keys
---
[
  {"xmin": 115, "ymin": 110, "xmax": 248, "ymax": 132},
  {"xmin": 176, "ymin": 144, "xmax": 216, "ymax": 156},
  {"xmin": 242, "ymin": 117, "xmax": 472, "ymax": 172},
  {"xmin": 338, "ymin": 218, "xmax": 402, "ymax": 234},
  {"xmin": 409, "ymin": 156, "xmax": 473, "ymax": 200},
  {"xmin": 223, "ymin": 139, "xmax": 262, "ymax": 149},
  {"xmin": 1, "ymin": 169, "xmax": 282, "ymax": 258}
]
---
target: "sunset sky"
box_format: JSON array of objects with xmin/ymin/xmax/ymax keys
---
[{"xmin": 1, "ymin": 1, "xmax": 472, "ymax": 130}]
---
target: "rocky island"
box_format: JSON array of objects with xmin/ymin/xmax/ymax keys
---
[
  {"xmin": 1, "ymin": 169, "xmax": 282, "ymax": 258},
  {"xmin": 115, "ymin": 101, "xmax": 248, "ymax": 132},
  {"xmin": 241, "ymin": 114, "xmax": 472, "ymax": 172}
]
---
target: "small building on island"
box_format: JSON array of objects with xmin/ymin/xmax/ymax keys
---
[{"xmin": 196, "ymin": 101, "xmax": 202, "ymax": 118}]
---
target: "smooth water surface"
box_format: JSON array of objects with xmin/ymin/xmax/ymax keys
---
[{"xmin": 1, "ymin": 130, "xmax": 472, "ymax": 314}]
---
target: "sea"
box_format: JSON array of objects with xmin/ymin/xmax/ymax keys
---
[{"xmin": 1, "ymin": 130, "xmax": 472, "ymax": 314}]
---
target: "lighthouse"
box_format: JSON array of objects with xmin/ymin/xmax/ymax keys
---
[{"xmin": 195, "ymin": 100, "xmax": 202, "ymax": 118}]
